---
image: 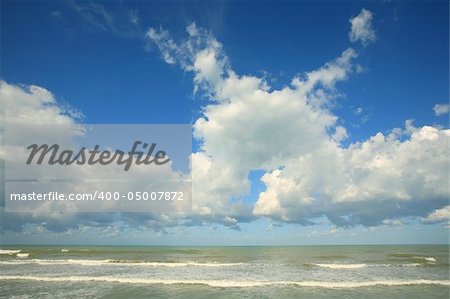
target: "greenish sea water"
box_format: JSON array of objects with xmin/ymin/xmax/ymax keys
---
[{"xmin": 0, "ymin": 245, "xmax": 448, "ymax": 298}]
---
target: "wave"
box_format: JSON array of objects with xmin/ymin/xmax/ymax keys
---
[
  {"xmin": 389, "ymin": 253, "xmax": 416, "ymax": 258},
  {"xmin": 313, "ymin": 262, "xmax": 436, "ymax": 269},
  {"xmin": 0, "ymin": 275, "xmax": 448, "ymax": 288},
  {"xmin": 415, "ymin": 256, "xmax": 436, "ymax": 262},
  {"xmin": 399, "ymin": 263, "xmax": 422, "ymax": 267},
  {"xmin": 312, "ymin": 263, "xmax": 367, "ymax": 269},
  {"xmin": 0, "ymin": 259, "xmax": 244, "ymax": 267},
  {"xmin": 0, "ymin": 259, "xmax": 436, "ymax": 269},
  {"xmin": 61, "ymin": 249, "xmax": 70, "ymax": 253},
  {"xmin": 315, "ymin": 263, "xmax": 432, "ymax": 269},
  {"xmin": 402, "ymin": 263, "xmax": 422, "ymax": 267},
  {"xmin": 377, "ymin": 263, "xmax": 427, "ymax": 268},
  {"xmin": 390, "ymin": 254, "xmax": 437, "ymax": 263},
  {"xmin": 108, "ymin": 260, "xmax": 244, "ymax": 267},
  {"xmin": 315, "ymin": 255, "xmax": 349, "ymax": 259},
  {"xmin": 0, "ymin": 249, "xmax": 21, "ymax": 255}
]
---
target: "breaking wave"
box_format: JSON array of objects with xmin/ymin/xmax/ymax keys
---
[
  {"xmin": 0, "ymin": 275, "xmax": 449, "ymax": 288},
  {"xmin": 0, "ymin": 259, "xmax": 244, "ymax": 267},
  {"xmin": 312, "ymin": 263, "xmax": 367, "ymax": 269}
]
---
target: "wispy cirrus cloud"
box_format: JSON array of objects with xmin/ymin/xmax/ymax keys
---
[{"xmin": 51, "ymin": 0, "xmax": 143, "ymax": 38}]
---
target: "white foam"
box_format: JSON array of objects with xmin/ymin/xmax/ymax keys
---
[
  {"xmin": 371, "ymin": 263, "xmax": 423, "ymax": 268},
  {"xmin": 0, "ymin": 275, "xmax": 448, "ymax": 288},
  {"xmin": 127, "ymin": 261, "xmax": 244, "ymax": 267},
  {"xmin": 38, "ymin": 259, "xmax": 111, "ymax": 266},
  {"xmin": 414, "ymin": 256, "xmax": 437, "ymax": 262},
  {"xmin": 313, "ymin": 263, "xmax": 367, "ymax": 269},
  {"xmin": 16, "ymin": 253, "xmax": 30, "ymax": 258},
  {"xmin": 0, "ymin": 259, "xmax": 113, "ymax": 266},
  {"xmin": 0, "ymin": 261, "xmax": 21, "ymax": 265},
  {"xmin": 0, "ymin": 249, "xmax": 21, "ymax": 255},
  {"xmin": 0, "ymin": 259, "xmax": 244, "ymax": 267},
  {"xmin": 405, "ymin": 263, "xmax": 422, "ymax": 267},
  {"xmin": 61, "ymin": 249, "xmax": 70, "ymax": 253}
]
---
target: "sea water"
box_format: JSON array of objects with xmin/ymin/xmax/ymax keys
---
[{"xmin": 0, "ymin": 245, "xmax": 448, "ymax": 298}]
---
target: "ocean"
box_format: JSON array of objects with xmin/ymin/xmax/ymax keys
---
[{"xmin": 0, "ymin": 245, "xmax": 448, "ymax": 298}]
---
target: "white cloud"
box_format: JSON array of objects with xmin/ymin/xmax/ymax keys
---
[
  {"xmin": 50, "ymin": 10, "xmax": 62, "ymax": 19},
  {"xmin": 349, "ymin": 9, "xmax": 376, "ymax": 46},
  {"xmin": 2, "ymin": 10, "xmax": 448, "ymax": 235},
  {"xmin": 255, "ymin": 123, "xmax": 449, "ymax": 226},
  {"xmin": 422, "ymin": 206, "xmax": 450, "ymax": 224},
  {"xmin": 0, "ymin": 81, "xmax": 235, "ymax": 232},
  {"xmin": 382, "ymin": 219, "xmax": 402, "ymax": 226},
  {"xmin": 147, "ymin": 23, "xmax": 228, "ymax": 94},
  {"xmin": 148, "ymin": 22, "xmax": 449, "ymax": 228},
  {"xmin": 0, "ymin": 81, "xmax": 81, "ymax": 127},
  {"xmin": 129, "ymin": 10, "xmax": 139, "ymax": 26},
  {"xmin": 67, "ymin": 2, "xmax": 143, "ymax": 38},
  {"xmin": 433, "ymin": 103, "xmax": 450, "ymax": 116},
  {"xmin": 148, "ymin": 24, "xmax": 360, "ymax": 225},
  {"xmin": 0, "ymin": 81, "xmax": 190, "ymax": 233},
  {"xmin": 70, "ymin": 1, "xmax": 113, "ymax": 32}
]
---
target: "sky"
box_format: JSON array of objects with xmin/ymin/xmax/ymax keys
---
[{"xmin": 0, "ymin": 0, "xmax": 449, "ymax": 245}]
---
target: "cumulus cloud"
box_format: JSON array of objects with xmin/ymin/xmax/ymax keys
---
[
  {"xmin": 148, "ymin": 24, "xmax": 360, "ymax": 225},
  {"xmin": 349, "ymin": 9, "xmax": 376, "ymax": 46},
  {"xmin": 422, "ymin": 205, "xmax": 450, "ymax": 224},
  {"xmin": 0, "ymin": 81, "xmax": 190, "ymax": 234},
  {"xmin": 0, "ymin": 81, "xmax": 82, "ymax": 126},
  {"xmin": 254, "ymin": 123, "xmax": 449, "ymax": 226},
  {"xmin": 2, "ymin": 10, "xmax": 449, "ymax": 236},
  {"xmin": 147, "ymin": 21, "xmax": 449, "ymax": 228},
  {"xmin": 433, "ymin": 103, "xmax": 450, "ymax": 116}
]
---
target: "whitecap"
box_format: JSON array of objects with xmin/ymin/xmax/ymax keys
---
[
  {"xmin": 0, "ymin": 249, "xmax": 21, "ymax": 255},
  {"xmin": 313, "ymin": 263, "xmax": 367, "ymax": 269},
  {"xmin": 413, "ymin": 256, "xmax": 437, "ymax": 263},
  {"xmin": 0, "ymin": 259, "xmax": 244, "ymax": 267},
  {"xmin": 403, "ymin": 263, "xmax": 422, "ymax": 267},
  {"xmin": 0, "ymin": 275, "xmax": 448, "ymax": 288}
]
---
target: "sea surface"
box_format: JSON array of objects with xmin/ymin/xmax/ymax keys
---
[{"xmin": 0, "ymin": 245, "xmax": 448, "ymax": 298}]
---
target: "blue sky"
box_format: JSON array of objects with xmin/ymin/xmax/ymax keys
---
[{"xmin": 1, "ymin": 0, "xmax": 449, "ymax": 245}]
